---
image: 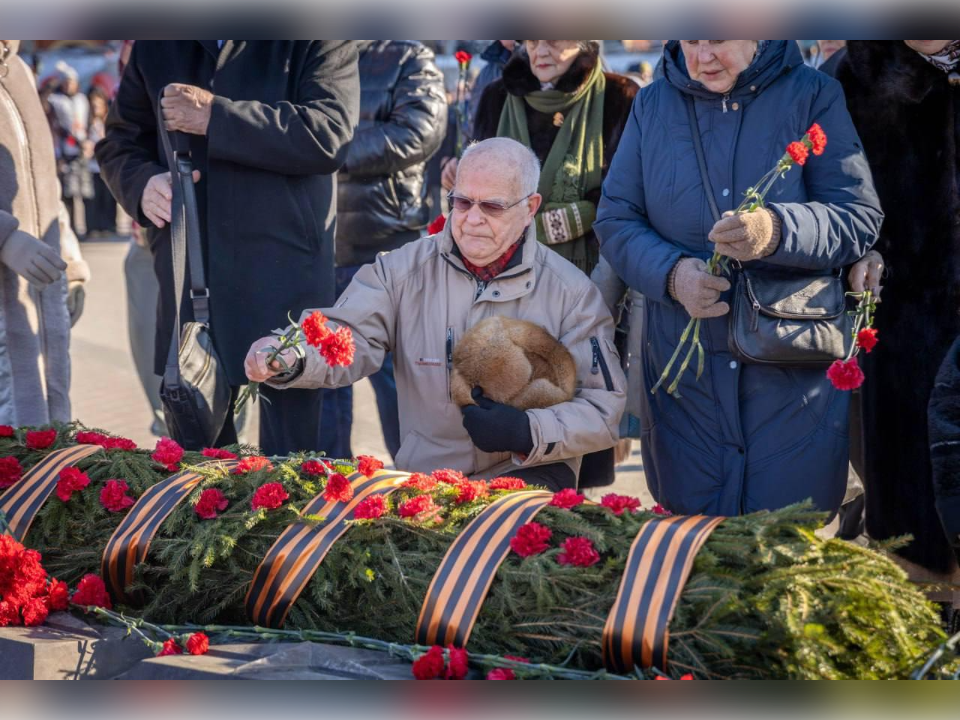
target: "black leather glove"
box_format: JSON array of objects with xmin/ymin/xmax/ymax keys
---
[{"xmin": 461, "ymin": 387, "xmax": 534, "ymax": 455}]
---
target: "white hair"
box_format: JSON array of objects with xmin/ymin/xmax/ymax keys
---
[{"xmin": 458, "ymin": 138, "xmax": 541, "ymax": 198}]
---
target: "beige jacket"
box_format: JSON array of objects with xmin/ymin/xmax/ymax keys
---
[
  {"xmin": 271, "ymin": 222, "xmax": 626, "ymax": 480},
  {"xmin": 0, "ymin": 41, "xmax": 87, "ymax": 425}
]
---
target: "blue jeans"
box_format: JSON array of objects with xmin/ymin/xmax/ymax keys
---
[{"xmin": 319, "ymin": 265, "xmax": 401, "ymax": 460}]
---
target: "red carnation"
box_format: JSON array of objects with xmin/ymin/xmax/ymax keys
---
[
  {"xmin": 652, "ymin": 503, "xmax": 671, "ymax": 516},
  {"xmin": 510, "ymin": 522, "xmax": 552, "ymax": 558},
  {"xmin": 487, "ymin": 659, "xmax": 530, "ymax": 681},
  {"xmin": 194, "ymin": 488, "xmax": 229, "ymax": 520},
  {"xmin": 826, "ymin": 357, "xmax": 865, "ymax": 391},
  {"xmin": 455, "ymin": 479, "xmax": 489, "ymax": 504},
  {"xmin": 0, "ymin": 601, "xmax": 19, "ymax": 627},
  {"xmin": 76, "ymin": 431, "xmax": 107, "ymax": 445},
  {"xmin": 233, "ymin": 456, "xmax": 274, "ymax": 475},
  {"xmin": 56, "ymin": 466, "xmax": 91, "ymax": 502},
  {"xmin": 856, "ymin": 327, "xmax": 879, "ymax": 354},
  {"xmin": 427, "ymin": 214, "xmax": 446, "ymax": 235},
  {"xmin": 786, "ymin": 141, "xmax": 809, "ymax": 166},
  {"xmin": 432, "ymin": 468, "xmax": 466, "ymax": 485},
  {"xmin": 99, "ymin": 479, "xmax": 135, "ymax": 513},
  {"xmin": 357, "ymin": 455, "xmax": 384, "ymax": 478},
  {"xmin": 0, "ymin": 425, "xmax": 14, "ymax": 438},
  {"xmin": 600, "ymin": 493, "xmax": 642, "ymax": 516},
  {"xmin": 301, "ymin": 310, "xmax": 332, "ymax": 349},
  {"xmin": 202, "ymin": 447, "xmax": 237, "ymax": 460},
  {"xmin": 157, "ymin": 638, "xmax": 183, "ymax": 657},
  {"xmin": 412, "ymin": 645, "xmax": 446, "ymax": 680},
  {"xmin": 323, "ymin": 473, "xmax": 354, "ymax": 503},
  {"xmin": 103, "ymin": 437, "xmax": 137, "ymax": 451},
  {"xmin": 26, "ymin": 429, "xmax": 57, "ymax": 450},
  {"xmin": 46, "ymin": 578, "xmax": 69, "ymax": 612},
  {"xmin": 0, "ymin": 456, "xmax": 23, "ymax": 489},
  {"xmin": 353, "ymin": 495, "xmax": 386, "ymax": 520},
  {"xmin": 806, "ymin": 123, "xmax": 827, "ymax": 156},
  {"xmin": 186, "ymin": 632, "xmax": 210, "ymax": 656},
  {"xmin": 319, "ymin": 326, "xmax": 355, "ymax": 367},
  {"xmin": 557, "ymin": 537, "xmax": 600, "ymax": 568},
  {"xmin": 300, "ymin": 459, "xmax": 329, "ymax": 477},
  {"xmin": 71, "ymin": 574, "xmax": 112, "ymax": 610},
  {"xmin": 21, "ymin": 596, "xmax": 49, "ymax": 627},
  {"xmin": 402, "ymin": 473, "xmax": 437, "ymax": 491},
  {"xmin": 549, "ymin": 488, "xmax": 585, "ymax": 509},
  {"xmin": 251, "ymin": 482, "xmax": 289, "ymax": 511},
  {"xmin": 454, "ymin": 50, "xmax": 472, "ymax": 65},
  {"xmin": 151, "ymin": 437, "xmax": 184, "ymax": 472},
  {"xmin": 399, "ymin": 494, "xmax": 438, "ymax": 520},
  {"xmin": 489, "ymin": 476, "xmax": 526, "ymax": 491},
  {"xmin": 445, "ymin": 646, "xmax": 470, "ymax": 680}
]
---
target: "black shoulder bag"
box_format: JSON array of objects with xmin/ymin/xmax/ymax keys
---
[
  {"xmin": 683, "ymin": 95, "xmax": 853, "ymax": 366},
  {"xmin": 157, "ymin": 97, "xmax": 232, "ymax": 449}
]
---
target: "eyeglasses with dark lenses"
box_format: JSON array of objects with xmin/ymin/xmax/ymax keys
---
[{"xmin": 447, "ymin": 193, "xmax": 532, "ymax": 218}]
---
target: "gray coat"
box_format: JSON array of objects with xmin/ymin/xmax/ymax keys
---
[
  {"xmin": 0, "ymin": 43, "xmax": 87, "ymax": 426},
  {"xmin": 596, "ymin": 41, "xmax": 882, "ymax": 516}
]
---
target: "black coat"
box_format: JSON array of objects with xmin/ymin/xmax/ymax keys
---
[
  {"xmin": 96, "ymin": 41, "xmax": 360, "ymax": 386},
  {"xmin": 835, "ymin": 41, "xmax": 960, "ymax": 572},
  {"xmin": 336, "ymin": 40, "xmax": 446, "ymax": 267}
]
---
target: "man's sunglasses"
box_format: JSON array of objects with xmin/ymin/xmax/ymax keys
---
[{"xmin": 447, "ymin": 192, "xmax": 532, "ymax": 218}]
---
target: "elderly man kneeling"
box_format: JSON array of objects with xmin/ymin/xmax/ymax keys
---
[{"xmin": 244, "ymin": 138, "xmax": 624, "ymax": 490}]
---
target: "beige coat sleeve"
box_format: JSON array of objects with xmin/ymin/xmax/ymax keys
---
[
  {"xmin": 266, "ymin": 255, "xmax": 397, "ymax": 390},
  {"xmin": 519, "ymin": 281, "xmax": 626, "ymax": 467}
]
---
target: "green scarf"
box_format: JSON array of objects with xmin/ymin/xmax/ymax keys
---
[{"xmin": 496, "ymin": 59, "xmax": 606, "ymax": 273}]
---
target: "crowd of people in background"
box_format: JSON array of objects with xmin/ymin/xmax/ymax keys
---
[{"xmin": 2, "ymin": 39, "xmax": 960, "ymax": 623}]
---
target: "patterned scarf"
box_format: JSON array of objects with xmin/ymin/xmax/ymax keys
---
[
  {"xmin": 460, "ymin": 239, "xmax": 524, "ymax": 282},
  {"xmin": 917, "ymin": 40, "xmax": 960, "ymax": 73}
]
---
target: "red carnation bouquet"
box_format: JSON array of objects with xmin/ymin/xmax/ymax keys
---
[
  {"xmin": 236, "ymin": 310, "xmax": 355, "ymax": 412},
  {"xmin": 0, "ymin": 534, "xmax": 70, "ymax": 628},
  {"xmin": 654, "ymin": 124, "xmax": 833, "ymax": 397}
]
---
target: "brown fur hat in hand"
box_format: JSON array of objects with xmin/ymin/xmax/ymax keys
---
[{"xmin": 451, "ymin": 316, "xmax": 576, "ymax": 410}]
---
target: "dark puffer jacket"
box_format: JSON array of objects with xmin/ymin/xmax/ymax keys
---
[{"xmin": 336, "ymin": 40, "xmax": 447, "ymax": 267}]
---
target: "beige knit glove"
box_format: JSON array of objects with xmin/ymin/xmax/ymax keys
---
[
  {"xmin": 709, "ymin": 208, "xmax": 782, "ymax": 262},
  {"xmin": 668, "ymin": 257, "xmax": 731, "ymax": 319}
]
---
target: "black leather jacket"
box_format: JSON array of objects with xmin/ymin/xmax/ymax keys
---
[{"xmin": 336, "ymin": 40, "xmax": 447, "ymax": 267}]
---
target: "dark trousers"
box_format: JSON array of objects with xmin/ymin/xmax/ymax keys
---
[
  {"xmin": 84, "ymin": 173, "xmax": 117, "ymax": 233},
  {"xmin": 216, "ymin": 384, "xmax": 323, "ymax": 456},
  {"xmin": 319, "ymin": 264, "xmax": 401, "ymax": 460}
]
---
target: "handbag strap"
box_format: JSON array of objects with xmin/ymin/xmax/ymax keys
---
[
  {"xmin": 683, "ymin": 95, "xmax": 722, "ymax": 224},
  {"xmin": 159, "ymin": 88, "xmax": 210, "ymax": 381}
]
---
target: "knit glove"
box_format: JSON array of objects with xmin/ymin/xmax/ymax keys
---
[
  {"xmin": 708, "ymin": 208, "xmax": 782, "ymax": 262},
  {"xmin": 0, "ymin": 230, "xmax": 67, "ymax": 287},
  {"xmin": 461, "ymin": 387, "xmax": 534, "ymax": 455},
  {"xmin": 66, "ymin": 281, "xmax": 86, "ymax": 327},
  {"xmin": 668, "ymin": 257, "xmax": 731, "ymax": 319}
]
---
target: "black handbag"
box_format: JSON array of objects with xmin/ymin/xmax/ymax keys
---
[
  {"xmin": 684, "ymin": 95, "xmax": 853, "ymax": 367},
  {"xmin": 157, "ymin": 98, "xmax": 232, "ymax": 449}
]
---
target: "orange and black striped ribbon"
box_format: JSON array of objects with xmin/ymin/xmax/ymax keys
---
[
  {"xmin": 602, "ymin": 514, "xmax": 724, "ymax": 673},
  {"xmin": 0, "ymin": 445, "xmax": 103, "ymax": 542},
  {"xmin": 245, "ymin": 469, "xmax": 409, "ymax": 628},
  {"xmin": 415, "ymin": 490, "xmax": 553, "ymax": 648},
  {"xmin": 101, "ymin": 459, "xmax": 240, "ymax": 604}
]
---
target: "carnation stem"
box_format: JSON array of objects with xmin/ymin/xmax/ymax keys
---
[
  {"xmin": 234, "ymin": 327, "xmax": 301, "ymax": 414},
  {"xmin": 86, "ymin": 607, "xmax": 640, "ymax": 680}
]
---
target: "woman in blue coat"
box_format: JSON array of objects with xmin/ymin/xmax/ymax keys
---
[{"xmin": 595, "ymin": 40, "xmax": 882, "ymax": 517}]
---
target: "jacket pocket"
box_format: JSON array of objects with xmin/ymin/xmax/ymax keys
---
[
  {"xmin": 590, "ymin": 337, "xmax": 615, "ymax": 391},
  {"xmin": 292, "ymin": 178, "xmax": 320, "ymax": 252}
]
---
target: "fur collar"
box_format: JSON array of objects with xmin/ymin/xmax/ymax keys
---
[
  {"xmin": 842, "ymin": 41, "xmax": 946, "ymax": 104},
  {"xmin": 501, "ymin": 46, "xmax": 600, "ymax": 97}
]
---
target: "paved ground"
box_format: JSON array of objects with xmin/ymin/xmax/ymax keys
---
[{"xmin": 70, "ymin": 238, "xmax": 650, "ymax": 503}]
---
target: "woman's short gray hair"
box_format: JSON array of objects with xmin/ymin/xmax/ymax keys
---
[{"xmin": 458, "ymin": 138, "xmax": 542, "ymax": 198}]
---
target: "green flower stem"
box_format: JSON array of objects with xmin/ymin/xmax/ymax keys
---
[
  {"xmin": 87, "ymin": 606, "xmax": 638, "ymax": 680},
  {"xmin": 235, "ymin": 326, "xmax": 302, "ymax": 413}
]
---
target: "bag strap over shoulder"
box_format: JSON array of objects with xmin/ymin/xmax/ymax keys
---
[
  {"xmin": 683, "ymin": 95, "xmax": 722, "ymax": 224},
  {"xmin": 159, "ymin": 87, "xmax": 210, "ymax": 383}
]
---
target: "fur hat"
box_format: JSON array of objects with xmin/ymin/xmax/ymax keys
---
[{"xmin": 451, "ymin": 316, "xmax": 576, "ymax": 410}]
